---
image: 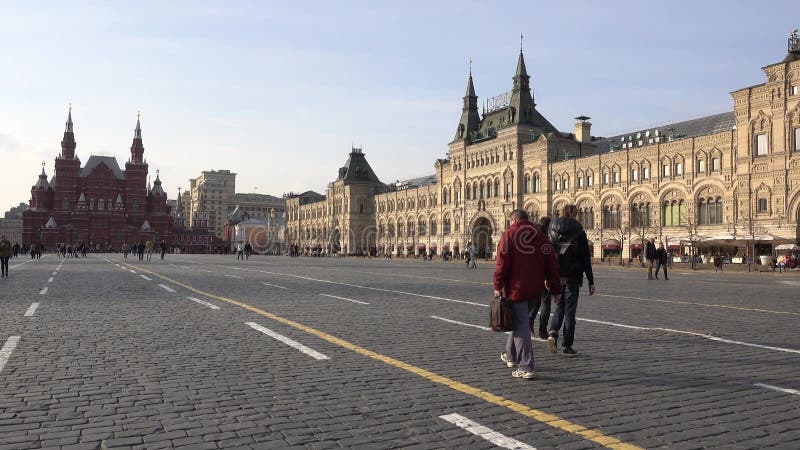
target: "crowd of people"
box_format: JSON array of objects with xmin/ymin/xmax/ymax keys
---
[
  {"xmin": 121, "ymin": 240, "xmax": 168, "ymax": 262},
  {"xmin": 494, "ymin": 204, "xmax": 595, "ymax": 380}
]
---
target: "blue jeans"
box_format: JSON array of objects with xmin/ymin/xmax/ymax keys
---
[
  {"xmin": 529, "ymin": 289, "xmax": 551, "ymax": 335},
  {"xmin": 548, "ymin": 277, "xmax": 580, "ymax": 348},
  {"xmin": 504, "ymin": 299, "xmax": 535, "ymax": 372}
]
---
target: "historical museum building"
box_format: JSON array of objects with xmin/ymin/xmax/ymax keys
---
[
  {"xmin": 293, "ymin": 33, "xmax": 800, "ymax": 258},
  {"xmin": 22, "ymin": 110, "xmax": 172, "ymax": 249}
]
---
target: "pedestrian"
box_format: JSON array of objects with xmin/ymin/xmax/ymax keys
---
[
  {"xmin": 0, "ymin": 235, "xmax": 12, "ymax": 278},
  {"xmin": 145, "ymin": 240, "xmax": 154, "ymax": 262},
  {"xmin": 713, "ymin": 255, "xmax": 723, "ymax": 272},
  {"xmin": 468, "ymin": 242, "xmax": 477, "ymax": 269},
  {"xmin": 528, "ymin": 216, "xmax": 553, "ymax": 340},
  {"xmin": 655, "ymin": 242, "xmax": 669, "ymax": 280},
  {"xmin": 644, "ymin": 238, "xmax": 656, "ymax": 280},
  {"xmin": 495, "ymin": 209, "xmax": 561, "ymax": 380},
  {"xmin": 244, "ymin": 241, "xmax": 252, "ymax": 260},
  {"xmin": 160, "ymin": 240, "xmax": 167, "ymax": 260},
  {"xmin": 137, "ymin": 241, "xmax": 145, "ymax": 261},
  {"xmin": 547, "ymin": 204, "xmax": 596, "ymax": 357},
  {"xmin": 12, "ymin": 243, "xmax": 19, "ymax": 258},
  {"xmin": 123, "ymin": 243, "xmax": 130, "ymax": 261},
  {"xmin": 236, "ymin": 241, "xmax": 244, "ymax": 261}
]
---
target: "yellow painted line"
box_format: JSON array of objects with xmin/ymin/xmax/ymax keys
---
[{"xmin": 122, "ymin": 260, "xmax": 641, "ymax": 450}]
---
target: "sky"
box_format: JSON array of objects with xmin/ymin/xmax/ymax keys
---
[{"xmin": 1, "ymin": 1, "xmax": 797, "ymax": 213}]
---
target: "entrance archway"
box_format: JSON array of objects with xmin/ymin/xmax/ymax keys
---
[{"xmin": 472, "ymin": 217, "xmax": 493, "ymax": 259}]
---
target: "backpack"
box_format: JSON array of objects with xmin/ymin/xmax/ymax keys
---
[
  {"xmin": 551, "ymin": 230, "xmax": 580, "ymax": 271},
  {"xmin": 489, "ymin": 296, "xmax": 514, "ymax": 332}
]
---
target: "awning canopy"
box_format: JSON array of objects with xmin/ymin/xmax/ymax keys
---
[{"xmin": 602, "ymin": 239, "xmax": 620, "ymax": 250}]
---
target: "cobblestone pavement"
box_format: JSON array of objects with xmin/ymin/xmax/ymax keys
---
[{"xmin": 1, "ymin": 254, "xmax": 799, "ymax": 449}]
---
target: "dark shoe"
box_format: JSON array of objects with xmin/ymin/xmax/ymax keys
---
[
  {"xmin": 547, "ymin": 336, "xmax": 557, "ymax": 353},
  {"xmin": 563, "ymin": 347, "xmax": 578, "ymax": 356},
  {"xmin": 664, "ymin": 277, "xmax": 669, "ymax": 280},
  {"xmin": 538, "ymin": 330, "xmax": 548, "ymax": 340}
]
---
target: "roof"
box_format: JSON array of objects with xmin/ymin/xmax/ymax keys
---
[
  {"xmin": 232, "ymin": 192, "xmax": 284, "ymax": 205},
  {"xmin": 80, "ymin": 156, "xmax": 126, "ymax": 180},
  {"xmin": 592, "ymin": 112, "xmax": 736, "ymax": 154},
  {"xmin": 394, "ymin": 174, "xmax": 437, "ymax": 189},
  {"xmin": 337, "ymin": 149, "xmax": 381, "ymax": 185}
]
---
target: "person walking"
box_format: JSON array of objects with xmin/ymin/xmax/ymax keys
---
[
  {"xmin": 644, "ymin": 238, "xmax": 657, "ymax": 280},
  {"xmin": 0, "ymin": 235, "xmax": 12, "ymax": 278},
  {"xmin": 547, "ymin": 204, "xmax": 596, "ymax": 357},
  {"xmin": 468, "ymin": 243, "xmax": 478, "ymax": 269},
  {"xmin": 655, "ymin": 243, "xmax": 669, "ymax": 280},
  {"xmin": 122, "ymin": 243, "xmax": 130, "ymax": 261},
  {"xmin": 236, "ymin": 242, "xmax": 244, "ymax": 261},
  {"xmin": 12, "ymin": 243, "xmax": 19, "ymax": 258},
  {"xmin": 244, "ymin": 241, "xmax": 253, "ymax": 260},
  {"xmin": 145, "ymin": 240, "xmax": 154, "ymax": 262},
  {"xmin": 528, "ymin": 216, "xmax": 553, "ymax": 340},
  {"xmin": 713, "ymin": 255, "xmax": 723, "ymax": 272},
  {"xmin": 495, "ymin": 209, "xmax": 561, "ymax": 380},
  {"xmin": 137, "ymin": 241, "xmax": 145, "ymax": 262},
  {"xmin": 160, "ymin": 240, "xmax": 167, "ymax": 260}
]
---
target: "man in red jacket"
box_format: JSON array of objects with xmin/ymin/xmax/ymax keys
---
[{"xmin": 494, "ymin": 209, "xmax": 561, "ymax": 379}]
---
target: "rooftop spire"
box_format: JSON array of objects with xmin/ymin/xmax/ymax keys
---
[
  {"xmin": 65, "ymin": 102, "xmax": 73, "ymax": 133},
  {"xmin": 61, "ymin": 104, "xmax": 77, "ymax": 159},
  {"xmin": 130, "ymin": 110, "xmax": 145, "ymax": 164},
  {"xmin": 134, "ymin": 110, "xmax": 142, "ymax": 139},
  {"xmin": 454, "ymin": 67, "xmax": 480, "ymax": 142}
]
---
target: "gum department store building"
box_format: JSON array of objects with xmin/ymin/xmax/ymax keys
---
[{"xmin": 287, "ymin": 34, "xmax": 800, "ymax": 259}]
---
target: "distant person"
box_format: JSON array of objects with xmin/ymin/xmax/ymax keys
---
[
  {"xmin": 644, "ymin": 238, "xmax": 656, "ymax": 280},
  {"xmin": 655, "ymin": 243, "xmax": 669, "ymax": 280},
  {"xmin": 237, "ymin": 242, "xmax": 244, "ymax": 261},
  {"xmin": 547, "ymin": 204, "xmax": 595, "ymax": 357},
  {"xmin": 160, "ymin": 240, "xmax": 167, "ymax": 260},
  {"xmin": 122, "ymin": 243, "xmax": 130, "ymax": 261},
  {"xmin": 468, "ymin": 242, "xmax": 477, "ymax": 269},
  {"xmin": 528, "ymin": 216, "xmax": 552, "ymax": 340},
  {"xmin": 495, "ymin": 209, "xmax": 560, "ymax": 380},
  {"xmin": 137, "ymin": 241, "xmax": 145, "ymax": 261},
  {"xmin": 12, "ymin": 243, "xmax": 19, "ymax": 258},
  {"xmin": 244, "ymin": 241, "xmax": 253, "ymax": 260},
  {"xmin": 713, "ymin": 255, "xmax": 723, "ymax": 272},
  {"xmin": 0, "ymin": 235, "xmax": 12, "ymax": 278},
  {"xmin": 145, "ymin": 240, "xmax": 154, "ymax": 262}
]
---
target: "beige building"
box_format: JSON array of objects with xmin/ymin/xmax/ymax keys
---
[
  {"xmin": 0, "ymin": 219, "xmax": 23, "ymax": 246},
  {"xmin": 287, "ymin": 33, "xmax": 800, "ymax": 259}
]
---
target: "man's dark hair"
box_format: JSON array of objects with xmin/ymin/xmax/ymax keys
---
[
  {"xmin": 510, "ymin": 209, "xmax": 529, "ymax": 221},
  {"xmin": 539, "ymin": 216, "xmax": 551, "ymax": 232}
]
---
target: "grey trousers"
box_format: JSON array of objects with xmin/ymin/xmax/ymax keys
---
[{"xmin": 504, "ymin": 299, "xmax": 534, "ymax": 372}]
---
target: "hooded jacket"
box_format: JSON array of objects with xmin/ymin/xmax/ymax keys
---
[
  {"xmin": 547, "ymin": 217, "xmax": 595, "ymax": 285},
  {"xmin": 493, "ymin": 219, "xmax": 560, "ymax": 302}
]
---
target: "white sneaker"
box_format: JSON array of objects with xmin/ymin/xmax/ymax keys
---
[
  {"xmin": 547, "ymin": 336, "xmax": 557, "ymax": 354},
  {"xmin": 500, "ymin": 352, "xmax": 516, "ymax": 368},
  {"xmin": 512, "ymin": 369, "xmax": 534, "ymax": 379}
]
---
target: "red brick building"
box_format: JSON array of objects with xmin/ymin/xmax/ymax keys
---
[{"xmin": 22, "ymin": 109, "xmax": 172, "ymax": 250}]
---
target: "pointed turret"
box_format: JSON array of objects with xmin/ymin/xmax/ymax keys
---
[
  {"xmin": 34, "ymin": 165, "xmax": 50, "ymax": 190},
  {"xmin": 508, "ymin": 50, "xmax": 534, "ymax": 124},
  {"xmin": 150, "ymin": 171, "xmax": 166, "ymax": 196},
  {"xmin": 130, "ymin": 112, "xmax": 145, "ymax": 164},
  {"xmin": 454, "ymin": 71, "xmax": 481, "ymax": 141},
  {"xmin": 61, "ymin": 105, "xmax": 77, "ymax": 159}
]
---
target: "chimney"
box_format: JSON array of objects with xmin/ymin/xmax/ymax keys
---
[{"xmin": 574, "ymin": 115, "xmax": 592, "ymax": 144}]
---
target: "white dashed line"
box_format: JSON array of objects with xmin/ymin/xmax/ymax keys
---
[
  {"xmin": 0, "ymin": 336, "xmax": 21, "ymax": 374},
  {"xmin": 431, "ymin": 315, "xmax": 492, "ymax": 331},
  {"xmin": 260, "ymin": 282, "xmax": 288, "ymax": 290},
  {"xmin": 439, "ymin": 413, "xmax": 536, "ymax": 450},
  {"xmin": 224, "ymin": 274, "xmax": 242, "ymax": 279},
  {"xmin": 128, "ymin": 269, "xmax": 137, "ymax": 274},
  {"xmin": 115, "ymin": 264, "xmax": 120, "ymax": 267},
  {"xmin": 187, "ymin": 297, "xmax": 220, "ymax": 310},
  {"xmin": 52, "ymin": 272, "xmax": 57, "ymax": 276},
  {"xmin": 39, "ymin": 287, "xmax": 48, "ymax": 295},
  {"xmin": 47, "ymin": 277, "xmax": 54, "ymax": 283},
  {"xmin": 24, "ymin": 303, "xmax": 40, "ymax": 317},
  {"xmin": 755, "ymin": 383, "xmax": 800, "ymax": 396},
  {"xmin": 158, "ymin": 284, "xmax": 176, "ymax": 293},
  {"xmin": 319, "ymin": 293, "xmax": 370, "ymax": 305},
  {"xmin": 245, "ymin": 322, "xmax": 329, "ymax": 360},
  {"xmin": 139, "ymin": 275, "xmax": 153, "ymax": 281}
]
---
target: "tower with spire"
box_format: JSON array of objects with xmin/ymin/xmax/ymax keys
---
[{"xmin": 454, "ymin": 63, "xmax": 481, "ymax": 142}]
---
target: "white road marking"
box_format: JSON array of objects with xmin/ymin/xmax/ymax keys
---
[
  {"xmin": 261, "ymin": 282, "xmax": 288, "ymax": 290},
  {"xmin": 10, "ymin": 260, "xmax": 35, "ymax": 269},
  {"xmin": 224, "ymin": 274, "xmax": 242, "ymax": 279},
  {"xmin": 47, "ymin": 277, "xmax": 54, "ymax": 283},
  {"xmin": 319, "ymin": 293, "xmax": 369, "ymax": 305},
  {"xmin": 431, "ymin": 315, "xmax": 492, "ymax": 331},
  {"xmin": 139, "ymin": 275, "xmax": 152, "ymax": 281},
  {"xmin": 158, "ymin": 284, "xmax": 176, "ymax": 293},
  {"xmin": 115, "ymin": 264, "xmax": 120, "ymax": 267},
  {"xmin": 51, "ymin": 272, "xmax": 57, "ymax": 275},
  {"xmin": 24, "ymin": 303, "xmax": 40, "ymax": 317},
  {"xmin": 0, "ymin": 336, "xmax": 21, "ymax": 374},
  {"xmin": 187, "ymin": 297, "xmax": 220, "ymax": 310},
  {"xmin": 221, "ymin": 266, "xmax": 487, "ymax": 307},
  {"xmin": 596, "ymin": 293, "xmax": 800, "ymax": 317},
  {"xmin": 245, "ymin": 322, "xmax": 329, "ymax": 360},
  {"xmin": 129, "ymin": 269, "xmax": 137, "ymax": 274},
  {"xmin": 578, "ymin": 317, "xmax": 800, "ymax": 355},
  {"xmin": 439, "ymin": 413, "xmax": 536, "ymax": 450},
  {"xmin": 778, "ymin": 280, "xmax": 800, "ymax": 287},
  {"xmin": 755, "ymin": 383, "xmax": 800, "ymax": 396},
  {"xmin": 39, "ymin": 287, "xmax": 48, "ymax": 295}
]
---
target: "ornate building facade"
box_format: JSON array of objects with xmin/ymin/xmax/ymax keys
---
[
  {"xmin": 22, "ymin": 110, "xmax": 172, "ymax": 249},
  {"xmin": 288, "ymin": 34, "xmax": 800, "ymax": 258}
]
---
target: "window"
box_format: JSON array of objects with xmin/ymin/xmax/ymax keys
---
[
  {"xmin": 758, "ymin": 198, "xmax": 768, "ymax": 213},
  {"xmin": 631, "ymin": 169, "xmax": 638, "ymax": 181},
  {"xmin": 795, "ymin": 128, "xmax": 800, "ymax": 151},
  {"xmin": 711, "ymin": 157, "xmax": 720, "ymax": 171},
  {"xmin": 564, "ymin": 178, "xmax": 569, "ymax": 190},
  {"xmin": 524, "ymin": 175, "xmax": 531, "ymax": 194},
  {"xmin": 443, "ymin": 218, "xmax": 451, "ymax": 235},
  {"xmin": 98, "ymin": 199, "xmax": 105, "ymax": 210},
  {"xmin": 643, "ymin": 166, "xmax": 650, "ymax": 179},
  {"xmin": 494, "ymin": 180, "xmax": 500, "ymax": 198},
  {"xmin": 662, "ymin": 200, "xmax": 686, "ymax": 227},
  {"xmin": 613, "ymin": 170, "xmax": 620, "ymax": 183},
  {"xmin": 663, "ymin": 164, "xmax": 670, "ymax": 177},
  {"xmin": 578, "ymin": 177, "xmax": 584, "ymax": 188},
  {"xmin": 756, "ymin": 134, "xmax": 768, "ymax": 156},
  {"xmin": 603, "ymin": 172, "xmax": 609, "ymax": 185},
  {"xmin": 793, "ymin": 85, "xmax": 799, "ymax": 96},
  {"xmin": 62, "ymin": 197, "xmax": 69, "ymax": 209},
  {"xmin": 675, "ymin": 162, "xmax": 683, "ymax": 175},
  {"xmin": 698, "ymin": 159, "xmax": 706, "ymax": 173},
  {"xmin": 587, "ymin": 174, "xmax": 594, "ymax": 186},
  {"xmin": 534, "ymin": 174, "xmax": 541, "ymax": 193},
  {"xmin": 555, "ymin": 180, "xmax": 561, "ymax": 191}
]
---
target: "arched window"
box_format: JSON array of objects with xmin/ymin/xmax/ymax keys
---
[
  {"xmin": 534, "ymin": 174, "xmax": 541, "ymax": 192},
  {"xmin": 711, "ymin": 157, "xmax": 720, "ymax": 172},
  {"xmin": 479, "ymin": 181, "xmax": 485, "ymax": 199},
  {"xmin": 418, "ymin": 218, "xmax": 426, "ymax": 236},
  {"xmin": 472, "ymin": 183, "xmax": 478, "ymax": 200},
  {"xmin": 697, "ymin": 158, "xmax": 706, "ymax": 174},
  {"xmin": 563, "ymin": 176, "xmax": 570, "ymax": 191},
  {"xmin": 430, "ymin": 218, "xmax": 437, "ymax": 236},
  {"xmin": 443, "ymin": 217, "xmax": 451, "ymax": 235},
  {"xmin": 465, "ymin": 183, "xmax": 471, "ymax": 200},
  {"xmin": 524, "ymin": 175, "xmax": 531, "ymax": 194},
  {"xmin": 494, "ymin": 179, "xmax": 500, "ymax": 198},
  {"xmin": 698, "ymin": 199, "xmax": 707, "ymax": 225}
]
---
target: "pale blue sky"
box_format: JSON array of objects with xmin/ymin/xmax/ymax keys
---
[{"xmin": 1, "ymin": 1, "xmax": 796, "ymax": 212}]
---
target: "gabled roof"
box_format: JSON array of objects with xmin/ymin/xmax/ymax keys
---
[
  {"xmin": 80, "ymin": 156, "xmax": 126, "ymax": 180},
  {"xmin": 337, "ymin": 149, "xmax": 381, "ymax": 185},
  {"xmin": 592, "ymin": 112, "xmax": 736, "ymax": 154},
  {"xmin": 394, "ymin": 174, "xmax": 437, "ymax": 189}
]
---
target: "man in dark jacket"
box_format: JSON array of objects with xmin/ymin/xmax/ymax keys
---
[
  {"xmin": 529, "ymin": 216, "xmax": 553, "ymax": 340},
  {"xmin": 644, "ymin": 238, "xmax": 657, "ymax": 280},
  {"xmin": 655, "ymin": 242, "xmax": 669, "ymax": 280},
  {"xmin": 494, "ymin": 209, "xmax": 561, "ymax": 379},
  {"xmin": 547, "ymin": 204, "xmax": 596, "ymax": 356}
]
